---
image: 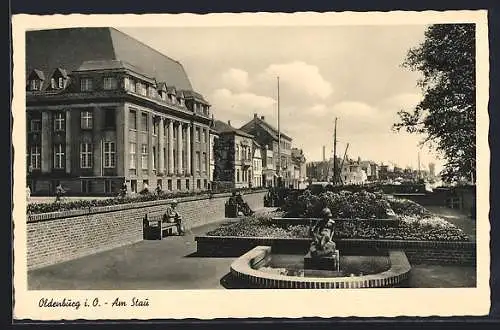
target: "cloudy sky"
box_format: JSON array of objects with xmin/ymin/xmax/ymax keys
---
[{"xmin": 119, "ymin": 25, "xmax": 443, "ymax": 172}]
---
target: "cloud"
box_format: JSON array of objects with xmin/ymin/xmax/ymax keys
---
[
  {"xmin": 220, "ymin": 68, "xmax": 250, "ymax": 92},
  {"xmin": 210, "ymin": 88, "xmax": 276, "ymax": 124},
  {"xmin": 382, "ymin": 93, "xmax": 423, "ymax": 110},
  {"xmin": 257, "ymin": 61, "xmax": 334, "ymax": 99},
  {"xmin": 331, "ymin": 101, "xmax": 378, "ymax": 119}
]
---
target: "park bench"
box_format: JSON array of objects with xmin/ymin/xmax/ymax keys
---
[{"xmin": 143, "ymin": 212, "xmax": 178, "ymax": 240}]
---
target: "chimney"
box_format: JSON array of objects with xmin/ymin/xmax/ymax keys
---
[
  {"xmin": 322, "ymin": 146, "xmax": 326, "ymax": 161},
  {"xmin": 261, "ymin": 116, "xmax": 265, "ymax": 121},
  {"xmin": 227, "ymin": 120, "xmax": 231, "ymax": 126},
  {"xmin": 254, "ymin": 113, "xmax": 258, "ymax": 118}
]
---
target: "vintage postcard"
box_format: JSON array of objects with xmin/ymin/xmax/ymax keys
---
[{"xmin": 12, "ymin": 10, "xmax": 490, "ymax": 320}]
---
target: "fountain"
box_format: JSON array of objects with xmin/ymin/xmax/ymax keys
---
[{"xmin": 228, "ymin": 207, "xmax": 412, "ymax": 288}]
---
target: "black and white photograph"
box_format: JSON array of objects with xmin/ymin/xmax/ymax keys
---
[{"xmin": 12, "ymin": 11, "xmax": 490, "ymax": 320}]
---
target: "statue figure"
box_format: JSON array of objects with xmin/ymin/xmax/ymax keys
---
[{"xmin": 309, "ymin": 207, "xmax": 336, "ymax": 259}]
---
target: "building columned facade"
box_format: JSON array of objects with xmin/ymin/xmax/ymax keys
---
[
  {"xmin": 240, "ymin": 114, "xmax": 293, "ymax": 187},
  {"xmin": 213, "ymin": 120, "xmax": 254, "ymax": 189},
  {"xmin": 26, "ymin": 28, "xmax": 212, "ymax": 195}
]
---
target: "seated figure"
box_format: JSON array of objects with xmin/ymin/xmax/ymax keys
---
[{"xmin": 309, "ymin": 207, "xmax": 336, "ymax": 259}]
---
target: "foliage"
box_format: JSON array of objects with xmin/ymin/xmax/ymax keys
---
[
  {"xmin": 206, "ymin": 216, "xmax": 310, "ymax": 238},
  {"xmin": 393, "ymin": 24, "xmax": 476, "ymax": 183},
  {"xmin": 283, "ymin": 190, "xmax": 392, "ymax": 219},
  {"xmin": 387, "ymin": 197, "xmax": 432, "ymax": 218},
  {"xmin": 27, "ymin": 187, "xmax": 264, "ymax": 215},
  {"xmin": 207, "ymin": 214, "xmax": 469, "ymax": 242}
]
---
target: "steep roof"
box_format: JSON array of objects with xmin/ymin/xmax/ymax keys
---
[
  {"xmin": 26, "ymin": 27, "xmax": 194, "ymax": 92},
  {"xmin": 239, "ymin": 116, "xmax": 292, "ymax": 141},
  {"xmin": 214, "ymin": 120, "xmax": 254, "ymax": 138}
]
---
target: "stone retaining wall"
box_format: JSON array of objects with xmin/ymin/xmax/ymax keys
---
[{"xmin": 26, "ymin": 190, "xmax": 266, "ymax": 270}]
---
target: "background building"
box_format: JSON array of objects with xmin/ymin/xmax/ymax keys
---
[
  {"xmin": 341, "ymin": 158, "xmax": 368, "ymax": 185},
  {"xmin": 240, "ymin": 113, "xmax": 293, "ymax": 187},
  {"xmin": 252, "ymin": 141, "xmax": 263, "ymax": 188},
  {"xmin": 26, "ymin": 27, "xmax": 212, "ymax": 195},
  {"xmin": 213, "ymin": 120, "xmax": 254, "ymax": 189},
  {"xmin": 291, "ymin": 148, "xmax": 307, "ymax": 188}
]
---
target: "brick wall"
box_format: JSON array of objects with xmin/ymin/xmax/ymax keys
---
[
  {"xmin": 27, "ymin": 190, "xmax": 266, "ymax": 270},
  {"xmin": 195, "ymin": 236, "xmax": 476, "ymax": 266}
]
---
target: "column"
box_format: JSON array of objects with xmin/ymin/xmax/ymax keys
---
[
  {"xmin": 158, "ymin": 117, "xmax": 165, "ymax": 175},
  {"xmin": 41, "ymin": 111, "xmax": 52, "ymax": 173},
  {"xmin": 186, "ymin": 124, "xmax": 191, "ymax": 175},
  {"xmin": 177, "ymin": 122, "xmax": 183, "ymax": 175},
  {"xmin": 168, "ymin": 119, "xmax": 174, "ymax": 175},
  {"xmin": 65, "ymin": 110, "xmax": 71, "ymax": 174},
  {"xmin": 148, "ymin": 113, "xmax": 154, "ymax": 177}
]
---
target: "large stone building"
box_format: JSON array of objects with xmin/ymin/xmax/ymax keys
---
[
  {"xmin": 240, "ymin": 114, "xmax": 293, "ymax": 187},
  {"xmin": 26, "ymin": 28, "xmax": 212, "ymax": 195},
  {"xmin": 212, "ymin": 120, "xmax": 254, "ymax": 189}
]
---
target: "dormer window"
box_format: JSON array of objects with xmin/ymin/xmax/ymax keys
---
[
  {"xmin": 48, "ymin": 68, "xmax": 68, "ymax": 90},
  {"xmin": 29, "ymin": 79, "xmax": 42, "ymax": 91},
  {"xmin": 80, "ymin": 78, "xmax": 93, "ymax": 92},
  {"xmin": 103, "ymin": 77, "xmax": 118, "ymax": 90},
  {"xmin": 27, "ymin": 69, "xmax": 45, "ymax": 91}
]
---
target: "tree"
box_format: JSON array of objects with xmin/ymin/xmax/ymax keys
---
[{"xmin": 393, "ymin": 24, "xmax": 476, "ymax": 184}]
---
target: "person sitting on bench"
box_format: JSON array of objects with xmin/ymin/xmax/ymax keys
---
[{"xmin": 165, "ymin": 200, "xmax": 185, "ymax": 236}]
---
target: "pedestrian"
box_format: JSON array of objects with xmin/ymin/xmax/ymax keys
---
[
  {"xmin": 55, "ymin": 183, "xmax": 66, "ymax": 203},
  {"xmin": 165, "ymin": 200, "xmax": 185, "ymax": 235}
]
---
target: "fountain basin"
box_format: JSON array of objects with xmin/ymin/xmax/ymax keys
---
[{"xmin": 229, "ymin": 246, "xmax": 411, "ymax": 289}]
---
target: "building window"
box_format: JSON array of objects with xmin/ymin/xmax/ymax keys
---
[
  {"xmin": 54, "ymin": 112, "xmax": 65, "ymax": 131},
  {"xmin": 201, "ymin": 152, "xmax": 206, "ymax": 172},
  {"xmin": 237, "ymin": 169, "xmax": 240, "ymax": 182},
  {"xmin": 157, "ymin": 179, "xmax": 162, "ymax": 190},
  {"xmin": 152, "ymin": 119, "xmax": 158, "ymax": 136},
  {"xmin": 131, "ymin": 180, "xmax": 137, "ymax": 193},
  {"xmin": 81, "ymin": 180, "xmax": 92, "ymax": 194},
  {"xmin": 196, "ymin": 179, "xmax": 201, "ymax": 189},
  {"xmin": 185, "ymin": 179, "xmax": 190, "ymax": 190},
  {"xmin": 141, "ymin": 144, "xmax": 148, "ymax": 169},
  {"xmin": 80, "ymin": 111, "xmax": 93, "ymax": 129},
  {"xmin": 167, "ymin": 179, "xmax": 172, "ymax": 191},
  {"xmin": 29, "ymin": 79, "xmax": 42, "ymax": 91},
  {"xmin": 80, "ymin": 78, "xmax": 93, "ymax": 92},
  {"xmin": 152, "ymin": 146, "xmax": 157, "ymax": 170},
  {"xmin": 129, "ymin": 109, "xmax": 137, "ymax": 130},
  {"xmin": 103, "ymin": 141, "xmax": 116, "ymax": 168},
  {"xmin": 30, "ymin": 144, "xmax": 41, "ymax": 170},
  {"xmin": 204, "ymin": 179, "xmax": 208, "ymax": 189},
  {"xmin": 177, "ymin": 179, "xmax": 181, "ymax": 190},
  {"xmin": 103, "ymin": 108, "xmax": 116, "ymax": 129},
  {"xmin": 141, "ymin": 113, "xmax": 148, "ymax": 132},
  {"xmin": 53, "ymin": 144, "xmax": 65, "ymax": 169},
  {"xmin": 80, "ymin": 143, "xmax": 93, "ymax": 168},
  {"xmin": 129, "ymin": 142, "xmax": 137, "ymax": 169},
  {"xmin": 236, "ymin": 145, "xmax": 240, "ymax": 161},
  {"xmin": 58, "ymin": 77, "xmax": 64, "ymax": 89},
  {"xmin": 201, "ymin": 129, "xmax": 206, "ymax": 143},
  {"xmin": 103, "ymin": 77, "xmax": 118, "ymax": 90},
  {"xmin": 30, "ymin": 119, "xmax": 41, "ymax": 132},
  {"xmin": 195, "ymin": 128, "xmax": 200, "ymax": 142},
  {"xmin": 136, "ymin": 82, "xmax": 147, "ymax": 96},
  {"xmin": 195, "ymin": 152, "xmax": 200, "ymax": 171}
]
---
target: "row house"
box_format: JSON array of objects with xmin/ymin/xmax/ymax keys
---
[
  {"xmin": 212, "ymin": 120, "xmax": 254, "ymax": 189},
  {"xmin": 26, "ymin": 27, "xmax": 212, "ymax": 195},
  {"xmin": 291, "ymin": 148, "xmax": 307, "ymax": 189},
  {"xmin": 239, "ymin": 114, "xmax": 293, "ymax": 188}
]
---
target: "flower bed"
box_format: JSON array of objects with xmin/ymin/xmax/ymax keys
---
[
  {"xmin": 206, "ymin": 211, "xmax": 469, "ymax": 242},
  {"xmin": 27, "ymin": 187, "xmax": 265, "ymax": 215}
]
